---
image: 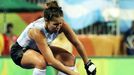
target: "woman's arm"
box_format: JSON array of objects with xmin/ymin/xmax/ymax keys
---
[
  {"xmin": 28, "ymin": 28, "xmax": 78, "ymax": 75},
  {"xmin": 62, "ymin": 22, "xmax": 96, "ymax": 75},
  {"xmin": 61, "ymin": 22, "xmax": 88, "ymax": 64}
]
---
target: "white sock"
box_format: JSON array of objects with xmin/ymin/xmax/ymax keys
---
[
  {"xmin": 57, "ymin": 66, "xmax": 76, "ymax": 75},
  {"xmin": 33, "ymin": 68, "xmax": 46, "ymax": 75}
]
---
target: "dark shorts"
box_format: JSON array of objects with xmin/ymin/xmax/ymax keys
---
[{"xmin": 10, "ymin": 42, "xmax": 28, "ymax": 67}]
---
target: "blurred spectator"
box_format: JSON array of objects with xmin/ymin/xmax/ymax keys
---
[
  {"xmin": 2, "ymin": 23, "xmax": 17, "ymax": 56},
  {"xmin": 121, "ymin": 21, "xmax": 134, "ymax": 55},
  {"xmin": 5, "ymin": 23, "xmax": 14, "ymax": 37},
  {"xmin": 5, "ymin": 23, "xmax": 17, "ymax": 43}
]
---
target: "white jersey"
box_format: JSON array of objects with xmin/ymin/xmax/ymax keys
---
[{"xmin": 17, "ymin": 18, "xmax": 59, "ymax": 50}]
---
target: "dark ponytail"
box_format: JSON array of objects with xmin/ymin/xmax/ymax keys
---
[{"xmin": 46, "ymin": 1, "xmax": 59, "ymax": 8}]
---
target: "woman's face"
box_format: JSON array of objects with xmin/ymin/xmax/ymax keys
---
[{"xmin": 46, "ymin": 17, "xmax": 63, "ymax": 33}]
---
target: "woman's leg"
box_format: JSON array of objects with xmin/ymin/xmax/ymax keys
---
[
  {"xmin": 50, "ymin": 46, "xmax": 76, "ymax": 75},
  {"xmin": 50, "ymin": 46, "xmax": 75, "ymax": 66},
  {"xmin": 21, "ymin": 49, "xmax": 46, "ymax": 75}
]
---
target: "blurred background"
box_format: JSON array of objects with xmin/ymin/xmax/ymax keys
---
[{"xmin": 1, "ymin": 0, "xmax": 134, "ymax": 75}]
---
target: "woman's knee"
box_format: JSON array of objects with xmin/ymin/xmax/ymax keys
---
[{"xmin": 57, "ymin": 53, "xmax": 75, "ymax": 66}]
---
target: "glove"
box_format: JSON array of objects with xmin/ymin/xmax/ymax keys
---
[{"xmin": 85, "ymin": 60, "xmax": 96, "ymax": 75}]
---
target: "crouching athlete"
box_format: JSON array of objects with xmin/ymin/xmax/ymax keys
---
[{"xmin": 10, "ymin": 1, "xmax": 96, "ymax": 75}]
